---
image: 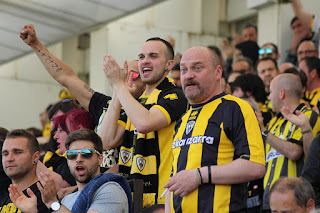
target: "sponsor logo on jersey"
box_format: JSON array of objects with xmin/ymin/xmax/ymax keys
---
[
  {"xmin": 137, "ymin": 157, "xmax": 146, "ymax": 171},
  {"xmin": 266, "ymin": 149, "xmax": 284, "ymax": 162},
  {"xmin": 164, "ymin": 93, "xmax": 178, "ymax": 100},
  {"xmin": 186, "ymin": 121, "xmax": 195, "ymax": 134},
  {"xmin": 120, "ymin": 150, "xmax": 131, "ymax": 164},
  {"xmin": 172, "ymin": 136, "xmax": 214, "ymax": 149}
]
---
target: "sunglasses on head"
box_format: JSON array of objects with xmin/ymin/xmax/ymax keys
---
[
  {"xmin": 259, "ymin": 48, "xmax": 273, "ymax": 55},
  {"xmin": 130, "ymin": 70, "xmax": 140, "ymax": 80},
  {"xmin": 65, "ymin": 149, "xmax": 100, "ymax": 160}
]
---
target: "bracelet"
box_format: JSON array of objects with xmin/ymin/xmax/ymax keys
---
[
  {"xmin": 301, "ymin": 128, "xmax": 312, "ymax": 134},
  {"xmin": 195, "ymin": 169, "xmax": 201, "ymax": 185},
  {"xmin": 261, "ymin": 129, "xmax": 269, "ymax": 141},
  {"xmin": 208, "ymin": 166, "xmax": 212, "ymax": 184},
  {"xmin": 197, "ymin": 168, "xmax": 203, "ymax": 185}
]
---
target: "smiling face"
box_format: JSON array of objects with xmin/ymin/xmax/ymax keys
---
[
  {"xmin": 2, "ymin": 137, "xmax": 35, "ymax": 181},
  {"xmin": 138, "ymin": 40, "xmax": 172, "ymax": 86},
  {"xmin": 180, "ymin": 46, "xmax": 222, "ymax": 104},
  {"xmin": 67, "ymin": 140, "xmax": 102, "ymax": 187}
]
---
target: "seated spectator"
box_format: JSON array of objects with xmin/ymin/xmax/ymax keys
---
[
  {"xmin": 232, "ymin": 57, "xmax": 254, "ymax": 74},
  {"xmin": 232, "ymin": 73, "xmax": 273, "ymax": 126},
  {"xmin": 299, "ymin": 57, "xmax": 320, "ymax": 110},
  {"xmin": 9, "ymin": 129, "xmax": 132, "ymax": 213},
  {"xmin": 279, "ymin": 62, "xmax": 295, "ymax": 73},
  {"xmin": 0, "ymin": 127, "xmax": 11, "ymax": 194},
  {"xmin": 235, "ymin": 40, "xmax": 260, "ymax": 66},
  {"xmin": 256, "ymin": 57, "xmax": 280, "ymax": 94},
  {"xmin": 170, "ymin": 64, "xmax": 181, "ymax": 87},
  {"xmin": 285, "ymin": 16, "xmax": 316, "ymax": 65},
  {"xmin": 259, "ymin": 43, "xmax": 280, "ymax": 61},
  {"xmin": 1, "ymin": 129, "xmax": 50, "ymax": 212},
  {"xmin": 297, "ymin": 40, "xmax": 318, "ymax": 63},
  {"xmin": 269, "ymin": 177, "xmax": 315, "ymax": 213}
]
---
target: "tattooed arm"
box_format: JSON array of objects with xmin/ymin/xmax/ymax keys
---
[{"xmin": 20, "ymin": 24, "xmax": 94, "ymax": 110}]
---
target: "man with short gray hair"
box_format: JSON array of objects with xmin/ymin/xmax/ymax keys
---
[{"xmin": 269, "ymin": 177, "xmax": 315, "ymax": 213}]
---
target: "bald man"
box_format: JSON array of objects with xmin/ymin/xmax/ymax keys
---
[
  {"xmin": 257, "ymin": 74, "xmax": 320, "ymax": 211},
  {"xmin": 164, "ymin": 46, "xmax": 265, "ymax": 212}
]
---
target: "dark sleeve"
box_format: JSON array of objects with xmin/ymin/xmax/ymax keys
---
[
  {"xmin": 156, "ymin": 88, "xmax": 188, "ymax": 123},
  {"xmin": 285, "ymin": 52, "xmax": 297, "ymax": 65},
  {"xmin": 302, "ymin": 135, "xmax": 320, "ymax": 207},
  {"xmin": 27, "ymin": 183, "xmax": 51, "ymax": 213},
  {"xmin": 55, "ymin": 158, "xmax": 76, "ymax": 186},
  {"xmin": 89, "ymin": 92, "xmax": 112, "ymax": 122}
]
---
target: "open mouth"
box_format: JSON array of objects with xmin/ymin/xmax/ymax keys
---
[
  {"xmin": 142, "ymin": 67, "xmax": 152, "ymax": 75},
  {"xmin": 75, "ymin": 165, "xmax": 86, "ymax": 176}
]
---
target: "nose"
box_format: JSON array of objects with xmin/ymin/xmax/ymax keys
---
[{"xmin": 75, "ymin": 153, "xmax": 84, "ymax": 162}]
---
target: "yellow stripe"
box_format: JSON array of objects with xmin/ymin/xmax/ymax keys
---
[
  {"xmin": 131, "ymin": 154, "xmax": 157, "ymax": 175},
  {"xmin": 118, "ymin": 120, "xmax": 126, "ymax": 128},
  {"xmin": 152, "ymin": 105, "xmax": 171, "ymax": 124}
]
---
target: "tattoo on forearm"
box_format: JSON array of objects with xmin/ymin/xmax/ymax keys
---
[
  {"xmin": 37, "ymin": 48, "xmax": 63, "ymax": 72},
  {"xmin": 84, "ymin": 84, "xmax": 95, "ymax": 94}
]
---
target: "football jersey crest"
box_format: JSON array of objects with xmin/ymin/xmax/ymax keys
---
[
  {"xmin": 120, "ymin": 150, "xmax": 131, "ymax": 164},
  {"xmin": 186, "ymin": 121, "xmax": 195, "ymax": 135},
  {"xmin": 137, "ymin": 157, "xmax": 146, "ymax": 171}
]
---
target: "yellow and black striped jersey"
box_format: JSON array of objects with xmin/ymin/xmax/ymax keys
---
[
  {"xmin": 170, "ymin": 92, "xmax": 265, "ymax": 213},
  {"xmin": 305, "ymin": 87, "xmax": 320, "ymax": 110},
  {"xmin": 118, "ymin": 77, "xmax": 188, "ymax": 207},
  {"xmin": 263, "ymin": 103, "xmax": 320, "ymax": 210}
]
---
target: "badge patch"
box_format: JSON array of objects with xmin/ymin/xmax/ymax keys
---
[
  {"xmin": 186, "ymin": 121, "xmax": 195, "ymax": 135},
  {"xmin": 164, "ymin": 93, "xmax": 178, "ymax": 100},
  {"xmin": 120, "ymin": 150, "xmax": 131, "ymax": 164},
  {"xmin": 137, "ymin": 157, "xmax": 146, "ymax": 171}
]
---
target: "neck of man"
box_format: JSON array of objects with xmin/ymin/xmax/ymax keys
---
[
  {"xmin": 145, "ymin": 74, "xmax": 167, "ymax": 95},
  {"xmin": 190, "ymin": 89, "xmax": 223, "ymax": 105},
  {"xmin": 76, "ymin": 170, "xmax": 101, "ymax": 191},
  {"xmin": 284, "ymin": 99, "xmax": 301, "ymax": 114},
  {"xmin": 12, "ymin": 168, "xmax": 38, "ymax": 191},
  {"xmin": 308, "ymin": 81, "xmax": 320, "ymax": 94}
]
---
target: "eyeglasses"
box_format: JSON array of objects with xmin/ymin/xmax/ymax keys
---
[
  {"xmin": 130, "ymin": 70, "xmax": 140, "ymax": 80},
  {"xmin": 65, "ymin": 149, "xmax": 100, "ymax": 160},
  {"xmin": 259, "ymin": 48, "xmax": 273, "ymax": 55},
  {"xmin": 297, "ymin": 50, "xmax": 317, "ymax": 56}
]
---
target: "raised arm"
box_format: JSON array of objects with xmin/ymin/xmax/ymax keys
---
[
  {"xmin": 291, "ymin": 0, "xmax": 313, "ymax": 28},
  {"xmin": 20, "ymin": 24, "xmax": 94, "ymax": 110},
  {"xmin": 98, "ymin": 91, "xmax": 125, "ymax": 150},
  {"xmin": 103, "ymin": 55, "xmax": 169, "ymax": 133}
]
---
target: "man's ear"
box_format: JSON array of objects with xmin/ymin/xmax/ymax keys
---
[
  {"xmin": 32, "ymin": 151, "xmax": 40, "ymax": 164},
  {"xmin": 306, "ymin": 198, "xmax": 315, "ymax": 211},
  {"xmin": 165, "ymin": 60, "xmax": 175, "ymax": 72},
  {"xmin": 310, "ymin": 69, "xmax": 317, "ymax": 79},
  {"xmin": 279, "ymin": 89, "xmax": 285, "ymax": 100}
]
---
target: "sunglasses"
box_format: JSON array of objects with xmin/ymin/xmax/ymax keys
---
[
  {"xmin": 130, "ymin": 70, "xmax": 140, "ymax": 80},
  {"xmin": 259, "ymin": 48, "xmax": 273, "ymax": 55},
  {"xmin": 65, "ymin": 149, "xmax": 100, "ymax": 160}
]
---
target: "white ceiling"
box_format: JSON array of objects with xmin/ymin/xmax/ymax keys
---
[{"xmin": 0, "ymin": 0, "xmax": 166, "ymax": 65}]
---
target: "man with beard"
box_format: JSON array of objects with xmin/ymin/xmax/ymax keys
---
[
  {"xmin": 256, "ymin": 57, "xmax": 279, "ymax": 94},
  {"xmin": 0, "ymin": 129, "xmax": 50, "ymax": 213},
  {"xmin": 101, "ymin": 38, "xmax": 188, "ymax": 206},
  {"xmin": 163, "ymin": 46, "xmax": 265, "ymax": 212},
  {"xmin": 9, "ymin": 129, "xmax": 132, "ymax": 213}
]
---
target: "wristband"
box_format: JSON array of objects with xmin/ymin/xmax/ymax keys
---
[
  {"xmin": 208, "ymin": 166, "xmax": 212, "ymax": 184},
  {"xmin": 301, "ymin": 128, "xmax": 312, "ymax": 134},
  {"xmin": 261, "ymin": 129, "xmax": 269, "ymax": 141},
  {"xmin": 197, "ymin": 168, "xmax": 203, "ymax": 185}
]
